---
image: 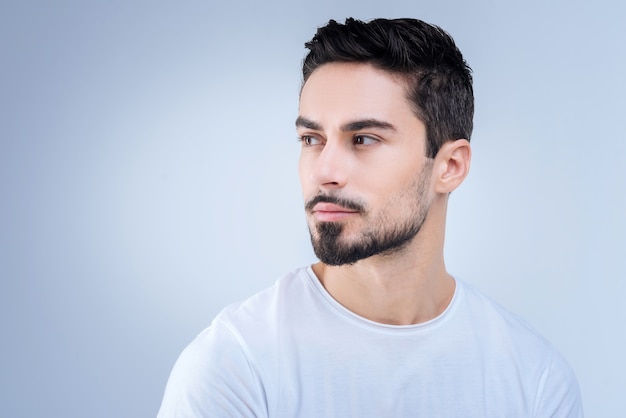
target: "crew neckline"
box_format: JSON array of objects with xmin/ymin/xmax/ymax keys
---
[{"xmin": 303, "ymin": 265, "xmax": 462, "ymax": 335}]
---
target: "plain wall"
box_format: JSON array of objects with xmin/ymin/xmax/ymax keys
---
[{"xmin": 1, "ymin": 0, "xmax": 624, "ymax": 416}]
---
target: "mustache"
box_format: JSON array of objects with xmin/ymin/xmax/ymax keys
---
[{"xmin": 305, "ymin": 194, "xmax": 365, "ymax": 212}]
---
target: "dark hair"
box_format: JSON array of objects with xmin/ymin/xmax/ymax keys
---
[{"xmin": 302, "ymin": 18, "xmax": 474, "ymax": 158}]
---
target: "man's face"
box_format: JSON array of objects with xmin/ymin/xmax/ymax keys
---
[{"xmin": 297, "ymin": 62, "xmax": 434, "ymax": 266}]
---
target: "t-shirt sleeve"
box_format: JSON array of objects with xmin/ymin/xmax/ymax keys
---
[
  {"xmin": 534, "ymin": 350, "xmax": 584, "ymax": 418},
  {"xmin": 157, "ymin": 319, "xmax": 267, "ymax": 418}
]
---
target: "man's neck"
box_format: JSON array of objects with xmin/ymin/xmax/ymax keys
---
[{"xmin": 311, "ymin": 218, "xmax": 454, "ymax": 326}]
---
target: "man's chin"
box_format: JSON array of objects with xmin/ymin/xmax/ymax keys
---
[{"xmin": 311, "ymin": 239, "xmax": 371, "ymax": 266}]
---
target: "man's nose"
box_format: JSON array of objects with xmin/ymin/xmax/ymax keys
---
[{"xmin": 309, "ymin": 141, "xmax": 349, "ymax": 189}]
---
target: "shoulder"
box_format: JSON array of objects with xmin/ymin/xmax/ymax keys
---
[
  {"xmin": 458, "ymin": 279, "xmax": 553, "ymax": 348},
  {"xmin": 187, "ymin": 266, "xmax": 312, "ymax": 362},
  {"xmin": 456, "ymin": 280, "xmax": 583, "ymax": 416},
  {"xmin": 157, "ymin": 267, "xmax": 311, "ymax": 417},
  {"xmin": 157, "ymin": 317, "xmax": 267, "ymax": 417},
  {"xmin": 216, "ymin": 266, "xmax": 312, "ymax": 331},
  {"xmin": 457, "ymin": 279, "xmax": 567, "ymax": 362}
]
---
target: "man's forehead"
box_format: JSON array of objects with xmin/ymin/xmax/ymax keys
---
[{"xmin": 298, "ymin": 63, "xmax": 415, "ymax": 126}]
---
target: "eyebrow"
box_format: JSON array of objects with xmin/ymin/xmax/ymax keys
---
[
  {"xmin": 342, "ymin": 119, "xmax": 396, "ymax": 132},
  {"xmin": 295, "ymin": 116, "xmax": 321, "ymax": 130},
  {"xmin": 295, "ymin": 116, "xmax": 396, "ymax": 132}
]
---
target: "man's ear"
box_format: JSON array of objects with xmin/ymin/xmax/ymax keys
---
[{"xmin": 433, "ymin": 139, "xmax": 471, "ymax": 194}]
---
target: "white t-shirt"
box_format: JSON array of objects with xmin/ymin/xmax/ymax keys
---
[{"xmin": 158, "ymin": 267, "xmax": 583, "ymax": 417}]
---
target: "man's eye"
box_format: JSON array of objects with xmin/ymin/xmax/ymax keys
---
[
  {"xmin": 354, "ymin": 135, "xmax": 377, "ymax": 145},
  {"xmin": 300, "ymin": 136, "xmax": 321, "ymax": 146}
]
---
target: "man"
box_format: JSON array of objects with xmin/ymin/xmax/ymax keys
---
[{"xmin": 158, "ymin": 18, "xmax": 583, "ymax": 417}]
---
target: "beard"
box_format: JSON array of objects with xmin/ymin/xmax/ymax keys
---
[{"xmin": 306, "ymin": 161, "xmax": 433, "ymax": 266}]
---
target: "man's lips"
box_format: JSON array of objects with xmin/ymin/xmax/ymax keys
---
[
  {"xmin": 312, "ymin": 202, "xmax": 358, "ymax": 212},
  {"xmin": 311, "ymin": 202, "xmax": 359, "ymax": 222}
]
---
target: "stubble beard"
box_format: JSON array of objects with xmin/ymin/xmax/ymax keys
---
[{"xmin": 307, "ymin": 162, "xmax": 433, "ymax": 266}]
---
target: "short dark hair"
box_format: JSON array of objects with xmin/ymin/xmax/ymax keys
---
[{"xmin": 302, "ymin": 18, "xmax": 474, "ymax": 158}]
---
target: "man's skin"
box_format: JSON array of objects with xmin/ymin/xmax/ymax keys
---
[{"xmin": 297, "ymin": 62, "xmax": 471, "ymax": 326}]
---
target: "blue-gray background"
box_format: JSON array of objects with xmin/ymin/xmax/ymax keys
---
[{"xmin": 1, "ymin": 0, "xmax": 624, "ymax": 416}]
